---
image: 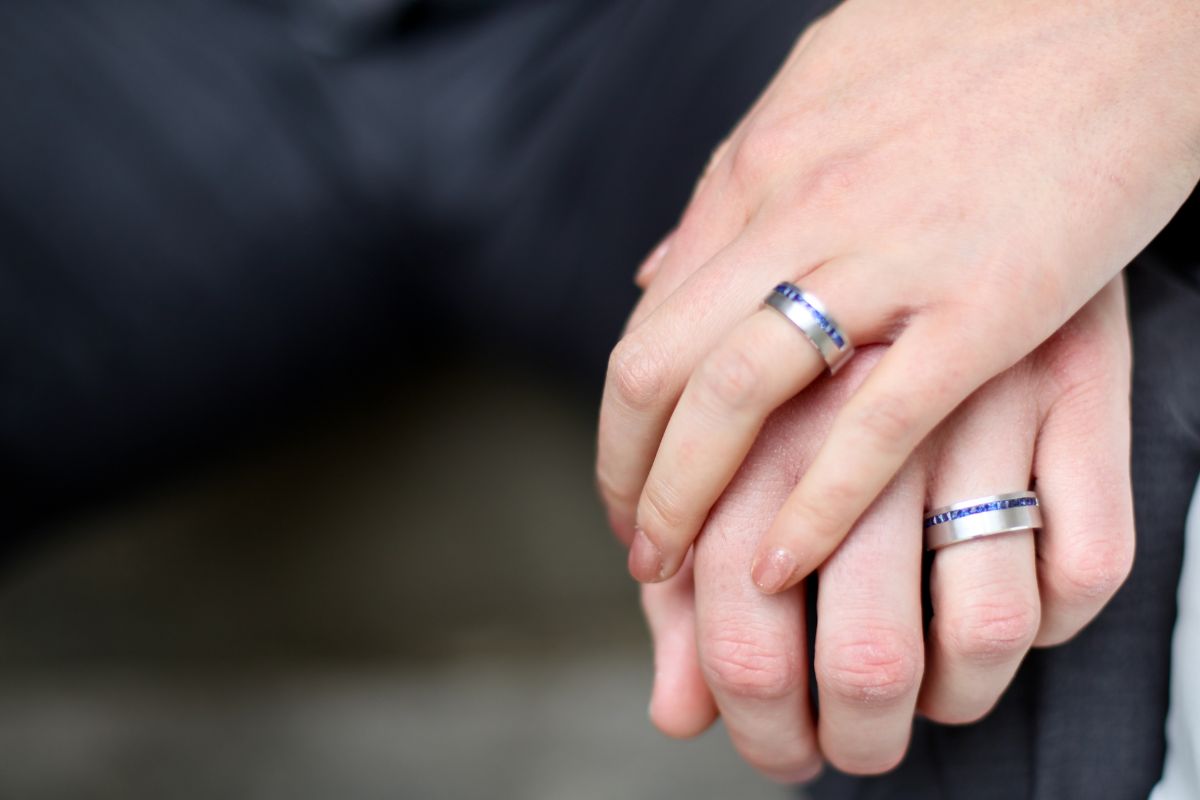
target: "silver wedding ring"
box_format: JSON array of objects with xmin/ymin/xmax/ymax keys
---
[
  {"xmin": 763, "ymin": 282, "xmax": 855, "ymax": 373},
  {"xmin": 923, "ymin": 491, "xmax": 1042, "ymax": 550}
]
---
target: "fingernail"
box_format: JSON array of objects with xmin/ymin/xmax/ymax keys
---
[
  {"xmin": 629, "ymin": 527, "xmax": 665, "ymax": 582},
  {"xmin": 752, "ymin": 547, "xmax": 799, "ymax": 594}
]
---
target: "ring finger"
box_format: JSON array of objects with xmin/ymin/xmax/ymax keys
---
[{"xmin": 917, "ymin": 368, "xmax": 1042, "ymax": 724}]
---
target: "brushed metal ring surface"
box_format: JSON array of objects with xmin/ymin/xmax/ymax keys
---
[
  {"xmin": 923, "ymin": 491, "xmax": 1042, "ymax": 550},
  {"xmin": 763, "ymin": 282, "xmax": 855, "ymax": 374}
]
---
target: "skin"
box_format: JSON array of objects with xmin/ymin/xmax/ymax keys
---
[
  {"xmin": 595, "ymin": 0, "xmax": 1200, "ymax": 596},
  {"xmin": 640, "ymin": 279, "xmax": 1135, "ymax": 779},
  {"xmin": 590, "ymin": 1, "xmax": 1200, "ymax": 775}
]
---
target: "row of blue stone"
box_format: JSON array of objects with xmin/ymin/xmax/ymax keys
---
[
  {"xmin": 772, "ymin": 284, "xmax": 847, "ymax": 349},
  {"xmin": 923, "ymin": 496, "xmax": 1038, "ymax": 529}
]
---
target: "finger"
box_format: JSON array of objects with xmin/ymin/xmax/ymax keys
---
[
  {"xmin": 692, "ymin": 412, "xmax": 824, "ymax": 784},
  {"xmin": 1030, "ymin": 280, "xmax": 1135, "ymax": 646},
  {"xmin": 633, "ymin": 261, "xmax": 901, "ymax": 582},
  {"xmin": 642, "ymin": 553, "xmax": 720, "ymax": 738},
  {"xmin": 918, "ymin": 370, "xmax": 1041, "ymax": 724},
  {"xmin": 696, "ymin": 550, "xmax": 819, "ymax": 782},
  {"xmin": 598, "ymin": 237, "xmax": 747, "ymax": 546},
  {"xmin": 597, "ymin": 179, "xmax": 757, "ymax": 544},
  {"xmin": 813, "ymin": 466, "xmax": 925, "ymax": 774},
  {"xmin": 753, "ymin": 315, "xmax": 1005, "ymax": 594},
  {"xmin": 632, "ymin": 311, "xmax": 826, "ymax": 580},
  {"xmin": 599, "ymin": 226, "xmax": 821, "ymax": 547}
]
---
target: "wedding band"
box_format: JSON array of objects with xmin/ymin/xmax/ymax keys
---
[
  {"xmin": 763, "ymin": 283, "xmax": 855, "ymax": 373},
  {"xmin": 923, "ymin": 491, "xmax": 1042, "ymax": 550}
]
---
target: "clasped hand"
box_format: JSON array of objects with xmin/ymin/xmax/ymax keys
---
[{"xmin": 595, "ymin": 0, "xmax": 1200, "ymax": 781}]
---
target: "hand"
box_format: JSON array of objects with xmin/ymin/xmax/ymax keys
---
[
  {"xmin": 641, "ymin": 279, "xmax": 1133, "ymax": 779},
  {"xmin": 596, "ymin": 0, "xmax": 1198, "ymax": 594}
]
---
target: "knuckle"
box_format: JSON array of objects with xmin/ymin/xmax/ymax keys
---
[
  {"xmin": 727, "ymin": 122, "xmax": 796, "ymax": 190},
  {"xmin": 785, "ymin": 481, "xmax": 857, "ymax": 543},
  {"xmin": 760, "ymin": 151, "xmax": 872, "ymax": 215},
  {"xmin": 945, "ymin": 594, "xmax": 1040, "ymax": 665},
  {"xmin": 697, "ymin": 345, "xmax": 763, "ymax": 412},
  {"xmin": 639, "ymin": 476, "xmax": 689, "ymax": 533},
  {"xmin": 1011, "ymin": 257, "xmax": 1071, "ymax": 321},
  {"xmin": 817, "ymin": 625, "xmax": 922, "ymax": 706},
  {"xmin": 794, "ymin": 157, "xmax": 863, "ymax": 208},
  {"xmin": 1052, "ymin": 534, "xmax": 1135, "ymax": 604},
  {"xmin": 703, "ymin": 629, "xmax": 801, "ymax": 701},
  {"xmin": 968, "ymin": 249, "xmax": 1067, "ymax": 320},
  {"xmin": 608, "ymin": 335, "xmax": 668, "ymax": 412},
  {"xmin": 851, "ymin": 391, "xmax": 919, "ymax": 455}
]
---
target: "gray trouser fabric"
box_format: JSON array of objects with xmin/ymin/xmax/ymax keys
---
[{"xmin": 2, "ymin": 1, "xmax": 1198, "ymax": 796}]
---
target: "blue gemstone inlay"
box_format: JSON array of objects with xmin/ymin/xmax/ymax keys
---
[
  {"xmin": 772, "ymin": 284, "xmax": 848, "ymax": 351},
  {"xmin": 923, "ymin": 496, "xmax": 1039, "ymax": 529}
]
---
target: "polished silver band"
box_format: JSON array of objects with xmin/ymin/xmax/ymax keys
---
[
  {"xmin": 923, "ymin": 491, "xmax": 1042, "ymax": 550},
  {"xmin": 763, "ymin": 283, "xmax": 855, "ymax": 373}
]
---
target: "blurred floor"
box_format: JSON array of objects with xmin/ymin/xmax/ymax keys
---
[{"xmin": 0, "ymin": 366, "xmax": 791, "ymax": 800}]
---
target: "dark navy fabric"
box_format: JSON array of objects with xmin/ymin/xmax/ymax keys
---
[
  {"xmin": 0, "ymin": 0, "xmax": 831, "ymax": 526},
  {"xmin": 1, "ymin": 1, "xmax": 1197, "ymax": 796}
]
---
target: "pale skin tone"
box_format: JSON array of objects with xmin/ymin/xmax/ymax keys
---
[
  {"xmin": 641, "ymin": 278, "xmax": 1133, "ymax": 778},
  {"xmin": 594, "ymin": 0, "xmax": 1200, "ymax": 780}
]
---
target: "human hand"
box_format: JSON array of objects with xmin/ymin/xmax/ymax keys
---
[
  {"xmin": 640, "ymin": 279, "xmax": 1133, "ymax": 778},
  {"xmin": 596, "ymin": 0, "xmax": 1198, "ymax": 594}
]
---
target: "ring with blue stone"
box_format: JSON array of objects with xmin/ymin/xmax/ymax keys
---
[
  {"xmin": 923, "ymin": 491, "xmax": 1042, "ymax": 550},
  {"xmin": 763, "ymin": 282, "xmax": 855, "ymax": 373}
]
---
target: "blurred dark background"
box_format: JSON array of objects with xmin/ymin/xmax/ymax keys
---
[{"xmin": 0, "ymin": 0, "xmax": 836, "ymax": 796}]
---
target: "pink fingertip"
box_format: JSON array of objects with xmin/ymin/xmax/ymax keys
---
[
  {"xmin": 752, "ymin": 547, "xmax": 799, "ymax": 594},
  {"xmin": 629, "ymin": 527, "xmax": 665, "ymax": 583}
]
